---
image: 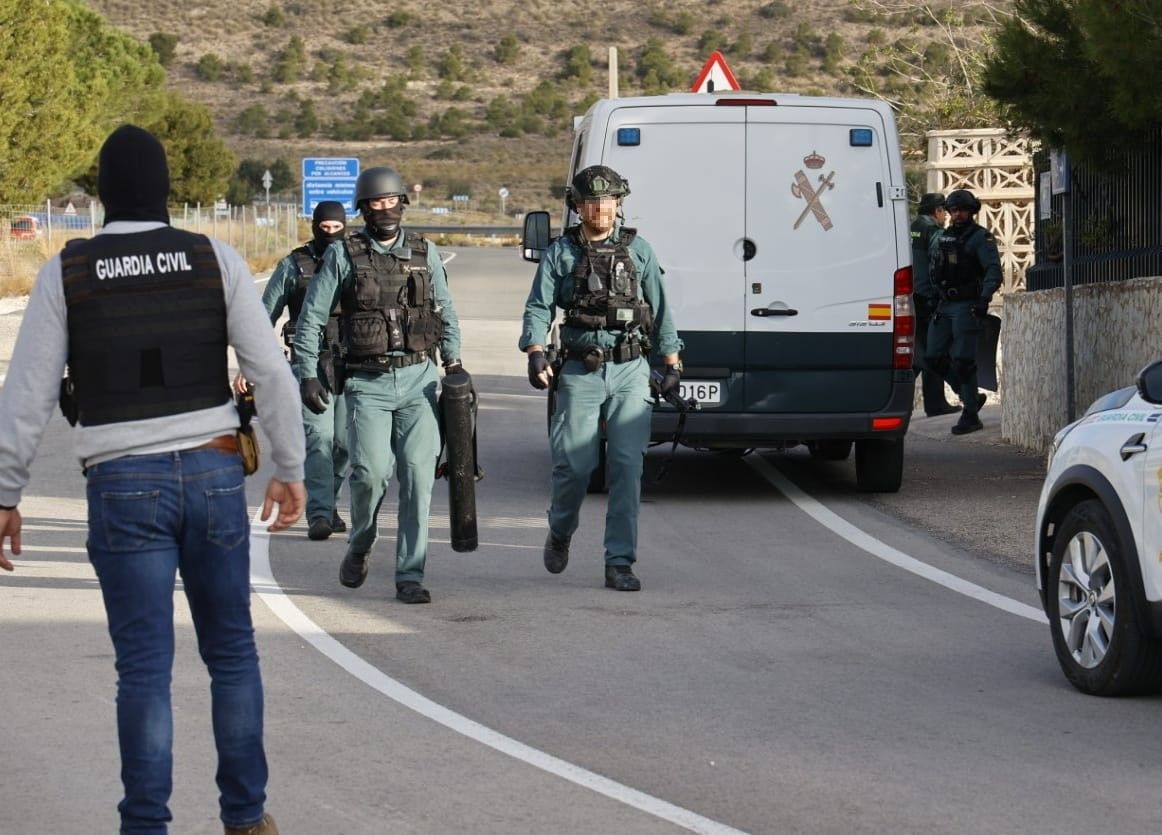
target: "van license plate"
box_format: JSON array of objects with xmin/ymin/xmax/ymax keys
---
[{"xmin": 679, "ymin": 380, "xmax": 722, "ymax": 405}]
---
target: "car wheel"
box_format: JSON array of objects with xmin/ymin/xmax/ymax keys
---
[
  {"xmin": 1047, "ymin": 499, "xmax": 1162, "ymax": 696},
  {"xmin": 854, "ymin": 438, "xmax": 903, "ymax": 493},
  {"xmin": 807, "ymin": 440, "xmax": 853, "ymax": 461}
]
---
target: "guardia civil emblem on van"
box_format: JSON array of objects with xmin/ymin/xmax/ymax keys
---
[{"xmin": 791, "ymin": 151, "xmax": 835, "ymax": 231}]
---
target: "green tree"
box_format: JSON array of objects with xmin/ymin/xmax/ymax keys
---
[
  {"xmin": 149, "ymin": 93, "xmax": 235, "ymax": 204},
  {"xmin": 0, "ymin": 0, "xmax": 167, "ymax": 202},
  {"xmin": 636, "ymin": 37, "xmax": 685, "ymax": 93},
  {"xmin": 234, "ymin": 104, "xmax": 271, "ymax": 137},
  {"xmin": 271, "ymin": 35, "xmax": 307, "ymax": 83},
  {"xmin": 438, "ymin": 44, "xmax": 467, "ymax": 81},
  {"xmin": 983, "ymin": 0, "xmax": 1162, "ymax": 165},
  {"xmin": 148, "ymin": 32, "xmax": 178, "ymax": 67}
]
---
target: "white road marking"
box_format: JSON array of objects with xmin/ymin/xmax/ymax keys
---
[
  {"xmin": 745, "ymin": 456, "xmax": 1048, "ymax": 624},
  {"xmin": 248, "ymin": 512, "xmax": 748, "ymax": 835}
]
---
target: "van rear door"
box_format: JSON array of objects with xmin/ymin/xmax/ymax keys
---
[
  {"xmin": 743, "ymin": 106, "xmax": 899, "ymax": 413},
  {"xmin": 602, "ymin": 104, "xmax": 747, "ymax": 374}
]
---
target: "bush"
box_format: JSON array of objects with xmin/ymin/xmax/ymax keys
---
[
  {"xmin": 697, "ymin": 29, "xmax": 726, "ymax": 53},
  {"xmin": 148, "ymin": 32, "xmax": 178, "ymax": 67},
  {"xmin": 234, "ymin": 104, "xmax": 270, "ymax": 137},
  {"xmin": 758, "ymin": 1, "xmax": 791, "ymax": 19},
  {"xmin": 195, "ymin": 53, "xmax": 224, "ymax": 81},
  {"xmin": 385, "ymin": 10, "xmax": 413, "ymax": 28},
  {"xmin": 346, "ymin": 24, "xmax": 370, "ymax": 45},
  {"xmin": 261, "ymin": 4, "xmax": 285, "ymax": 26},
  {"xmin": 495, "ymin": 33, "xmax": 520, "ymax": 64},
  {"xmin": 560, "ymin": 44, "xmax": 592, "ymax": 84}
]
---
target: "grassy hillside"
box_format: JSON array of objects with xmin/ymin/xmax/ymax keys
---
[{"xmin": 87, "ymin": 0, "xmax": 1011, "ymax": 213}]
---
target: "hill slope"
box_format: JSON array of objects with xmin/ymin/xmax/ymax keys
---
[{"xmin": 87, "ymin": 0, "xmax": 1011, "ymax": 211}]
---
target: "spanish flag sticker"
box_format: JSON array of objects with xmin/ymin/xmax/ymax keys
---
[{"xmin": 868, "ymin": 303, "xmax": 891, "ymax": 320}]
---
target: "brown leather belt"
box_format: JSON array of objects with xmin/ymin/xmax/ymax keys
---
[{"xmin": 195, "ymin": 434, "xmax": 240, "ymax": 454}]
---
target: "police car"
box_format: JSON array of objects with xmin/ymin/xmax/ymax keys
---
[{"xmin": 1034, "ymin": 361, "xmax": 1162, "ymax": 696}]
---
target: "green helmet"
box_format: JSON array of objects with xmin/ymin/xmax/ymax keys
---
[
  {"xmin": 355, "ymin": 166, "xmax": 409, "ymax": 206},
  {"xmin": 567, "ymin": 165, "xmax": 630, "ymax": 209}
]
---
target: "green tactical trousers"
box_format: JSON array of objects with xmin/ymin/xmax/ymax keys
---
[
  {"xmin": 343, "ymin": 360, "xmax": 440, "ymax": 584},
  {"xmin": 295, "ymin": 365, "xmax": 349, "ymax": 524},
  {"xmin": 548, "ymin": 355, "xmax": 652, "ymax": 566}
]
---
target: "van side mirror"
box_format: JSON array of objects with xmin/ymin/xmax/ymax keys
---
[
  {"xmin": 521, "ymin": 211, "xmax": 552, "ymax": 262},
  {"xmin": 1137, "ymin": 360, "xmax": 1162, "ymax": 404}
]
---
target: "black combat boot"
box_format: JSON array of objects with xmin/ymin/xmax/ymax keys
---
[
  {"xmin": 339, "ymin": 551, "xmax": 369, "ymax": 588},
  {"xmin": 543, "ymin": 532, "xmax": 571, "ymax": 574},
  {"xmin": 307, "ymin": 517, "xmax": 332, "ymax": 540},
  {"xmin": 330, "ymin": 512, "xmax": 347, "ymax": 533},
  {"xmin": 951, "ymin": 414, "xmax": 983, "ymax": 435},
  {"xmin": 396, "ymin": 581, "xmax": 431, "ymax": 604},
  {"xmin": 604, "ymin": 564, "xmax": 641, "ymax": 591}
]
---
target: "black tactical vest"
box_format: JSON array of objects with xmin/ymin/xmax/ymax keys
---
[
  {"xmin": 933, "ymin": 223, "xmax": 983, "ymax": 300},
  {"xmin": 288, "ymin": 243, "xmax": 341, "ymax": 346},
  {"xmin": 563, "ymin": 226, "xmax": 653, "ymax": 333},
  {"xmin": 339, "ymin": 232, "xmax": 443, "ymax": 364},
  {"xmin": 60, "ymin": 227, "xmax": 230, "ymax": 426}
]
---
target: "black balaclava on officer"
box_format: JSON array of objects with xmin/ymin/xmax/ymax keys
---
[
  {"xmin": 311, "ymin": 201, "xmax": 347, "ymax": 250},
  {"xmin": 98, "ymin": 125, "xmax": 171, "ymax": 226}
]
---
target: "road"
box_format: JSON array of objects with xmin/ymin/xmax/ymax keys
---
[{"xmin": 2, "ymin": 247, "xmax": 1159, "ymax": 833}]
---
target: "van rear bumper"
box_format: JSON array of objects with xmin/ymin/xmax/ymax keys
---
[{"xmin": 651, "ymin": 409, "xmax": 911, "ymax": 447}]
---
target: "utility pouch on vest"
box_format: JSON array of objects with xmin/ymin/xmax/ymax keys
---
[
  {"xmin": 582, "ymin": 346, "xmax": 604, "ymax": 373},
  {"xmin": 235, "ymin": 387, "xmax": 260, "ymax": 476},
  {"xmin": 386, "ymin": 308, "xmax": 405, "ymax": 351},
  {"xmin": 347, "ymin": 311, "xmax": 391, "ymax": 356}
]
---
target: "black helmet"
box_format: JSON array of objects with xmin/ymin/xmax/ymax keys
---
[
  {"xmin": 566, "ymin": 165, "xmax": 630, "ymax": 210},
  {"xmin": 944, "ymin": 189, "xmax": 981, "ymax": 213},
  {"xmin": 355, "ymin": 166, "xmax": 409, "ymax": 206},
  {"xmin": 917, "ymin": 192, "xmax": 945, "ymax": 215}
]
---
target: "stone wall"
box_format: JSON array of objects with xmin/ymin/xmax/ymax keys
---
[{"xmin": 1001, "ymin": 277, "xmax": 1162, "ymax": 451}]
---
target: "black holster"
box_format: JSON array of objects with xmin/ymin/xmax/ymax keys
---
[{"xmin": 59, "ymin": 376, "xmax": 78, "ymax": 426}]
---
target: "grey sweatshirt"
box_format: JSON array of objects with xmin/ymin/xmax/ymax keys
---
[{"xmin": 0, "ymin": 221, "xmax": 305, "ymax": 507}]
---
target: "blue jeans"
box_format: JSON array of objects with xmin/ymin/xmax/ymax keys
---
[{"xmin": 86, "ymin": 448, "xmax": 267, "ymax": 834}]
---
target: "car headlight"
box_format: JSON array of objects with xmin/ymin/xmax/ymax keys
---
[{"xmin": 1046, "ymin": 423, "xmax": 1076, "ymax": 470}]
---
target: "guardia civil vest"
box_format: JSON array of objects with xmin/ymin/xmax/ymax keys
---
[
  {"xmin": 562, "ymin": 226, "xmax": 653, "ymax": 333},
  {"xmin": 933, "ymin": 222, "xmax": 984, "ymax": 301},
  {"xmin": 288, "ymin": 242, "xmax": 341, "ymax": 346},
  {"xmin": 60, "ymin": 227, "xmax": 230, "ymax": 426},
  {"xmin": 339, "ymin": 232, "xmax": 443, "ymax": 365}
]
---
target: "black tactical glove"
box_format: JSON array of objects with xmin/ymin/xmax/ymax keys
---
[
  {"xmin": 658, "ymin": 364, "xmax": 682, "ymax": 396},
  {"xmin": 972, "ymin": 298, "xmax": 991, "ymax": 318},
  {"xmin": 300, "ymin": 377, "xmax": 330, "ymax": 415},
  {"xmin": 527, "ymin": 350, "xmax": 551, "ymax": 390},
  {"xmin": 443, "ymin": 359, "xmax": 465, "ymax": 376}
]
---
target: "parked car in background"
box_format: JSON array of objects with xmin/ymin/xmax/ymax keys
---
[
  {"xmin": 9, "ymin": 215, "xmax": 41, "ymax": 240},
  {"xmin": 1034, "ymin": 361, "xmax": 1162, "ymax": 696}
]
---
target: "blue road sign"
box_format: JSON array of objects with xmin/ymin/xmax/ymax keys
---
[{"xmin": 302, "ymin": 157, "xmax": 360, "ymax": 217}]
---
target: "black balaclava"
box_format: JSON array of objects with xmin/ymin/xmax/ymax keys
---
[
  {"xmin": 98, "ymin": 125, "xmax": 171, "ymax": 225},
  {"xmin": 311, "ymin": 200, "xmax": 347, "ymax": 251},
  {"xmin": 361, "ymin": 201, "xmax": 404, "ymax": 241}
]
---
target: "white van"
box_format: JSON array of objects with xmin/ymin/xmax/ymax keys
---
[{"xmin": 522, "ymin": 92, "xmax": 915, "ymax": 492}]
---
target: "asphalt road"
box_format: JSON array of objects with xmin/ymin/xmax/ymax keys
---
[{"xmin": 1, "ymin": 246, "xmax": 1159, "ymax": 834}]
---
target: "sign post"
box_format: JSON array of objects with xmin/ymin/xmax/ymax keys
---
[
  {"xmin": 1051, "ymin": 148, "xmax": 1075, "ymax": 422},
  {"xmin": 262, "ymin": 169, "xmax": 273, "ymax": 204},
  {"xmin": 301, "ymin": 157, "xmax": 360, "ymax": 217},
  {"xmin": 412, "ymin": 182, "xmax": 422, "ymax": 206},
  {"xmin": 498, "ymin": 186, "xmax": 509, "ymax": 216}
]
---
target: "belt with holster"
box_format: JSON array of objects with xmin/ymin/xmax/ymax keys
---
[
  {"xmin": 565, "ymin": 341, "xmax": 642, "ymax": 367},
  {"xmin": 345, "ymin": 349, "xmax": 431, "ymax": 373}
]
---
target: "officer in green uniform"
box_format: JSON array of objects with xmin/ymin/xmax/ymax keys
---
[
  {"xmin": 293, "ymin": 167, "xmax": 462, "ymax": 604},
  {"xmin": 255, "ymin": 200, "xmax": 349, "ymax": 540},
  {"xmin": 927, "ymin": 188, "xmax": 1002, "ymax": 435},
  {"xmin": 911, "ymin": 192, "xmax": 957, "ymax": 417},
  {"xmin": 520, "ymin": 165, "xmax": 683, "ymax": 592}
]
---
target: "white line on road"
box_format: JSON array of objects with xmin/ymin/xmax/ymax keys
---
[
  {"xmin": 745, "ymin": 456, "xmax": 1048, "ymax": 624},
  {"xmin": 248, "ymin": 513, "xmax": 748, "ymax": 835}
]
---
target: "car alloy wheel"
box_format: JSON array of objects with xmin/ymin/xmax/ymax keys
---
[{"xmin": 1055, "ymin": 527, "xmax": 1115, "ymax": 669}]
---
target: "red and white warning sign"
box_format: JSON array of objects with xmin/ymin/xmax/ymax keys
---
[{"xmin": 690, "ymin": 51, "xmax": 741, "ymax": 93}]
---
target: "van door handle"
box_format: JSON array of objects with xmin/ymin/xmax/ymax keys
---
[
  {"xmin": 1120, "ymin": 432, "xmax": 1148, "ymax": 460},
  {"xmin": 751, "ymin": 307, "xmax": 798, "ymax": 317}
]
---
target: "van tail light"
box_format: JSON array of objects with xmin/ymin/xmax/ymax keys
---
[{"xmin": 892, "ymin": 265, "xmax": 914, "ymax": 370}]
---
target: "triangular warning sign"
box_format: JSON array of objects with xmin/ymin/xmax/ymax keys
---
[{"xmin": 690, "ymin": 51, "xmax": 741, "ymax": 93}]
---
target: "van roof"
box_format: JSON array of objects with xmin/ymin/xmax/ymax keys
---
[{"xmin": 580, "ymin": 91, "xmax": 898, "ymax": 120}]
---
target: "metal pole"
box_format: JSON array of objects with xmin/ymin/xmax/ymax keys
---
[
  {"xmin": 608, "ymin": 47, "xmax": 619, "ymax": 99},
  {"xmin": 1063, "ymin": 191, "xmax": 1075, "ymax": 422}
]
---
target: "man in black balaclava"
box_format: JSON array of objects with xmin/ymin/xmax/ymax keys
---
[
  {"xmin": 1, "ymin": 123, "xmax": 302, "ymax": 834},
  {"xmin": 241, "ymin": 200, "xmax": 351, "ymax": 541}
]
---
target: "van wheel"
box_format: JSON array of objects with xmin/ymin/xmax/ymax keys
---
[
  {"xmin": 808, "ymin": 440, "xmax": 852, "ymax": 461},
  {"xmin": 854, "ymin": 438, "xmax": 904, "ymax": 493}
]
